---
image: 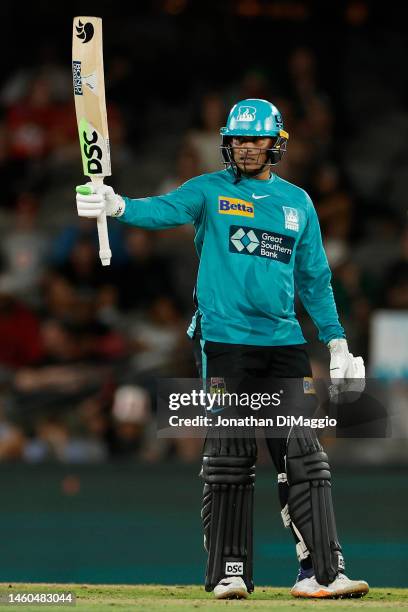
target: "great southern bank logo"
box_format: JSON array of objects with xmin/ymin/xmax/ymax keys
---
[
  {"xmin": 229, "ymin": 225, "xmax": 295, "ymax": 263},
  {"xmin": 218, "ymin": 196, "xmax": 254, "ymax": 218},
  {"xmin": 230, "ymin": 227, "xmax": 259, "ymax": 253},
  {"xmin": 236, "ymin": 106, "xmax": 256, "ymax": 121}
]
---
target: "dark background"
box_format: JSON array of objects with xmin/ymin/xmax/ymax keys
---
[{"xmin": 0, "ymin": 0, "xmax": 407, "ymax": 587}]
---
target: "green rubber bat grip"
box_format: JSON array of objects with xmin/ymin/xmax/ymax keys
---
[{"xmin": 76, "ymin": 186, "xmax": 93, "ymax": 195}]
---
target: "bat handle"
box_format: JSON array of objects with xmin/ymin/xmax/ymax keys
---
[
  {"xmin": 97, "ymin": 211, "xmax": 112, "ymax": 266},
  {"xmin": 92, "ymin": 177, "xmax": 112, "ymax": 266}
]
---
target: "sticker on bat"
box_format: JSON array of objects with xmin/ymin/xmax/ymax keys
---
[
  {"xmin": 81, "ymin": 71, "xmax": 98, "ymax": 93},
  {"xmin": 78, "ymin": 118, "xmax": 110, "ymax": 176},
  {"xmin": 72, "ymin": 61, "xmax": 82, "ymax": 95},
  {"xmin": 75, "ymin": 20, "xmax": 94, "ymax": 43}
]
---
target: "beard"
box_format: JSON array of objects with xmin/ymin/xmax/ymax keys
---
[
  {"xmin": 233, "ymin": 148, "xmax": 269, "ymax": 177},
  {"xmin": 241, "ymin": 164, "xmax": 267, "ymax": 176},
  {"xmin": 236, "ymin": 159, "xmax": 269, "ymax": 177}
]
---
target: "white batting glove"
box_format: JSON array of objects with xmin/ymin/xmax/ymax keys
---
[
  {"xmin": 328, "ymin": 338, "xmax": 365, "ymax": 403},
  {"xmin": 76, "ymin": 182, "xmax": 125, "ymax": 218}
]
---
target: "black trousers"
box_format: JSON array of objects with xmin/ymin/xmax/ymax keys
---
[{"xmin": 193, "ymin": 334, "xmax": 316, "ymax": 570}]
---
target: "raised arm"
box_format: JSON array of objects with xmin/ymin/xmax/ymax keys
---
[{"xmin": 76, "ymin": 177, "xmax": 205, "ymax": 229}]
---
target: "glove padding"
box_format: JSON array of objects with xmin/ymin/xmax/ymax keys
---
[
  {"xmin": 76, "ymin": 182, "xmax": 125, "ymax": 218},
  {"xmin": 328, "ymin": 338, "xmax": 365, "ymax": 403}
]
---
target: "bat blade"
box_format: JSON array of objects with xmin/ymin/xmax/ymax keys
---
[
  {"xmin": 72, "ymin": 16, "xmax": 112, "ymax": 267},
  {"xmin": 72, "ymin": 16, "xmax": 111, "ymax": 179}
]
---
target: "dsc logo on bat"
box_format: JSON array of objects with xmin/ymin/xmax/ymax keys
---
[
  {"xmin": 79, "ymin": 118, "xmax": 110, "ymax": 176},
  {"xmin": 82, "ymin": 129, "xmax": 103, "ymax": 174}
]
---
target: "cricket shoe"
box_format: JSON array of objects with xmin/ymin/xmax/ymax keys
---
[
  {"xmin": 291, "ymin": 572, "xmax": 369, "ymax": 599},
  {"xmin": 213, "ymin": 576, "xmax": 249, "ymax": 599},
  {"xmin": 329, "ymin": 573, "xmax": 369, "ymax": 598}
]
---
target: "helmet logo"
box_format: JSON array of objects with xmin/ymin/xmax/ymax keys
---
[{"xmin": 236, "ymin": 106, "xmax": 256, "ymax": 121}]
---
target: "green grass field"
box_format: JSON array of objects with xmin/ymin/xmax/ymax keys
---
[{"xmin": 0, "ymin": 584, "xmax": 407, "ymax": 611}]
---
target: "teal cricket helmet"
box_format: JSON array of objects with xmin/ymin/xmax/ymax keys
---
[{"xmin": 220, "ymin": 98, "xmax": 289, "ymax": 176}]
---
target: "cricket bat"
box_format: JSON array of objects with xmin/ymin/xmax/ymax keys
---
[{"xmin": 72, "ymin": 16, "xmax": 112, "ymax": 266}]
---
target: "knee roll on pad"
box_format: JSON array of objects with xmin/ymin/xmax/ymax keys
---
[
  {"xmin": 200, "ymin": 436, "xmax": 256, "ymax": 592},
  {"xmin": 285, "ymin": 426, "xmax": 343, "ymax": 586}
]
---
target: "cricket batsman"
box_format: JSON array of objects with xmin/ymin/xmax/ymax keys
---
[{"xmin": 76, "ymin": 99, "xmax": 369, "ymax": 600}]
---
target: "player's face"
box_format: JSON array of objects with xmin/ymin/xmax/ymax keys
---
[{"xmin": 231, "ymin": 136, "xmax": 274, "ymax": 175}]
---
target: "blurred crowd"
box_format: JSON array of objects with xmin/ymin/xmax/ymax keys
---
[{"xmin": 0, "ymin": 25, "xmax": 407, "ymax": 464}]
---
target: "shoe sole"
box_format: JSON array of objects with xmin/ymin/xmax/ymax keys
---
[
  {"xmin": 292, "ymin": 584, "xmax": 369, "ymax": 600},
  {"xmin": 214, "ymin": 587, "xmax": 249, "ymax": 600},
  {"xmin": 291, "ymin": 589, "xmax": 332, "ymax": 599},
  {"xmin": 332, "ymin": 584, "xmax": 369, "ymax": 599}
]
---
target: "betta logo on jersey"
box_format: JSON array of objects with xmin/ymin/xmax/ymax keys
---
[
  {"xmin": 75, "ymin": 20, "xmax": 94, "ymax": 43},
  {"xmin": 236, "ymin": 106, "xmax": 256, "ymax": 121},
  {"xmin": 218, "ymin": 197, "xmax": 254, "ymax": 218}
]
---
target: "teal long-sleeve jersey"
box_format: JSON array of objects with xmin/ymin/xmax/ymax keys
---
[{"xmin": 118, "ymin": 168, "xmax": 345, "ymax": 346}]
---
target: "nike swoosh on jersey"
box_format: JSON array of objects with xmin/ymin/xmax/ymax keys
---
[{"xmin": 252, "ymin": 194, "xmax": 269, "ymax": 199}]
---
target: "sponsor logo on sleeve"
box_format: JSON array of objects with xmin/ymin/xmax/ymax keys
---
[
  {"xmin": 282, "ymin": 206, "xmax": 299, "ymax": 232},
  {"xmin": 229, "ymin": 225, "xmax": 295, "ymax": 263},
  {"xmin": 219, "ymin": 196, "xmax": 254, "ymax": 218}
]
